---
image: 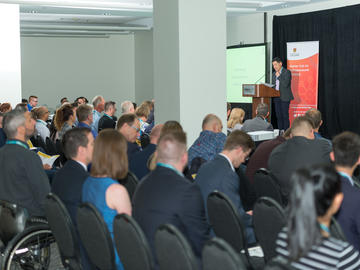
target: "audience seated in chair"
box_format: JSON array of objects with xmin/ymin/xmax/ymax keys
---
[
  {"xmin": 51, "ymin": 127, "xmax": 94, "ymax": 225},
  {"xmin": 120, "ymin": 100, "xmax": 135, "ymax": 114},
  {"xmin": 195, "ymin": 130, "xmax": 256, "ymax": 244},
  {"xmin": 91, "ymin": 95, "xmax": 105, "ymax": 132},
  {"xmin": 133, "ymin": 131, "xmax": 210, "ymax": 265},
  {"xmin": 332, "ymin": 132, "xmax": 360, "ymax": 251},
  {"xmin": 33, "ymin": 106, "xmax": 50, "ymax": 143},
  {"xmin": 305, "ymin": 108, "xmax": 332, "ymax": 147},
  {"xmin": 54, "ymin": 104, "xmax": 76, "ymax": 140},
  {"xmin": 135, "ymin": 104, "xmax": 150, "ymax": 135},
  {"xmin": 268, "ymin": 116, "xmax": 331, "ymax": 200},
  {"xmin": 0, "ymin": 110, "xmax": 50, "ymax": 217},
  {"xmin": 188, "ymin": 113, "xmax": 226, "ymax": 167},
  {"xmin": 98, "ymin": 101, "xmax": 116, "ymax": 132},
  {"xmin": 129, "ymin": 124, "xmax": 163, "ymax": 180},
  {"xmin": 275, "ymin": 165, "xmax": 360, "ymax": 269},
  {"xmin": 246, "ymin": 128, "xmax": 291, "ymax": 183},
  {"xmin": 227, "ymin": 107, "xmax": 245, "ymax": 133},
  {"xmin": 117, "ymin": 113, "xmax": 141, "ymax": 160},
  {"xmin": 241, "ymin": 103, "xmax": 273, "ymax": 133},
  {"xmin": 82, "ymin": 129, "xmax": 132, "ymax": 270},
  {"xmin": 76, "ymin": 104, "xmax": 97, "ymax": 139}
]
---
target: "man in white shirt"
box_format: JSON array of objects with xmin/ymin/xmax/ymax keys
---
[{"xmin": 34, "ymin": 106, "xmax": 50, "ymax": 142}]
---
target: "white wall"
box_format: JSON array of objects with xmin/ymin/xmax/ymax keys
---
[
  {"xmin": 0, "ymin": 4, "xmax": 22, "ymax": 108},
  {"xmin": 227, "ymin": 13, "xmax": 264, "ymax": 46},
  {"xmin": 21, "ymin": 35, "xmax": 135, "ymax": 111},
  {"xmin": 134, "ymin": 30, "xmax": 154, "ymax": 104}
]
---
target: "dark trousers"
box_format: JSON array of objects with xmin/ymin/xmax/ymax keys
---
[{"xmin": 274, "ymin": 97, "xmax": 290, "ymax": 130}]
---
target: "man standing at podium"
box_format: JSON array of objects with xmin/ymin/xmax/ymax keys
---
[{"xmin": 272, "ymin": 57, "xmax": 294, "ymax": 131}]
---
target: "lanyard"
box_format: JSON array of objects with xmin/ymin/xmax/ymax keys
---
[
  {"xmin": 157, "ymin": 162, "xmax": 183, "ymax": 177},
  {"xmin": 104, "ymin": 113, "xmax": 113, "ymax": 120},
  {"xmin": 338, "ymin": 171, "xmax": 354, "ymax": 186},
  {"xmin": 6, "ymin": 140, "xmax": 29, "ymax": 149}
]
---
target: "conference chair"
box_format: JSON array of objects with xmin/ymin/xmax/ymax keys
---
[
  {"xmin": 140, "ymin": 133, "xmax": 150, "ymax": 149},
  {"xmin": 202, "ymin": 237, "xmax": 247, "ymax": 270},
  {"xmin": 253, "ymin": 168, "xmax": 283, "ymax": 206},
  {"xmin": 113, "ymin": 214, "xmax": 154, "ymax": 270},
  {"xmin": 44, "ymin": 193, "xmax": 82, "ymax": 270},
  {"xmin": 120, "ymin": 171, "xmax": 139, "ymax": 200},
  {"xmin": 207, "ymin": 191, "xmax": 264, "ymax": 270},
  {"xmin": 330, "ymin": 217, "xmax": 347, "ymax": 241},
  {"xmin": 77, "ymin": 203, "xmax": 116, "ymax": 270},
  {"xmin": 155, "ymin": 224, "xmax": 198, "ymax": 270},
  {"xmin": 46, "ymin": 137, "xmax": 58, "ymax": 155},
  {"xmin": 253, "ymin": 197, "xmax": 286, "ymax": 262},
  {"xmin": 263, "ymin": 257, "xmax": 296, "ymax": 270}
]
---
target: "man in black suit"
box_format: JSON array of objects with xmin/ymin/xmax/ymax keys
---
[
  {"xmin": 133, "ymin": 131, "xmax": 210, "ymax": 262},
  {"xmin": 98, "ymin": 101, "xmax": 116, "ymax": 132},
  {"xmin": 52, "ymin": 127, "xmax": 94, "ymax": 224},
  {"xmin": 332, "ymin": 132, "xmax": 360, "ymax": 251},
  {"xmin": 268, "ymin": 116, "xmax": 331, "ymax": 201},
  {"xmin": 129, "ymin": 124, "xmax": 163, "ymax": 180},
  {"xmin": 51, "ymin": 127, "xmax": 94, "ymax": 270},
  {"xmin": 272, "ymin": 57, "xmax": 294, "ymax": 131},
  {"xmin": 195, "ymin": 130, "xmax": 256, "ymax": 244},
  {"xmin": 116, "ymin": 113, "xmax": 141, "ymax": 160}
]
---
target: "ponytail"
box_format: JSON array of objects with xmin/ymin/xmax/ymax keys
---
[{"xmin": 287, "ymin": 165, "xmax": 341, "ymax": 260}]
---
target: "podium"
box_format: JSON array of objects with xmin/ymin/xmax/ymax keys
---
[{"xmin": 242, "ymin": 84, "xmax": 280, "ymax": 119}]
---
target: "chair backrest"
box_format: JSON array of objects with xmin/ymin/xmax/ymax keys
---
[
  {"xmin": 113, "ymin": 214, "xmax": 154, "ymax": 270},
  {"xmin": 253, "ymin": 197, "xmax": 286, "ymax": 262},
  {"xmin": 35, "ymin": 135, "xmax": 48, "ymax": 153},
  {"xmin": 140, "ymin": 133, "xmax": 150, "ymax": 149},
  {"xmin": 46, "ymin": 137, "xmax": 58, "ymax": 155},
  {"xmin": 330, "ymin": 217, "xmax": 347, "ymax": 241},
  {"xmin": 120, "ymin": 171, "xmax": 139, "ymax": 200},
  {"xmin": 202, "ymin": 237, "xmax": 247, "ymax": 270},
  {"xmin": 77, "ymin": 202, "xmax": 116, "ymax": 270},
  {"xmin": 155, "ymin": 224, "xmax": 198, "ymax": 270},
  {"xmin": 45, "ymin": 193, "xmax": 82, "ymax": 270},
  {"xmin": 253, "ymin": 168, "xmax": 283, "ymax": 205},
  {"xmin": 207, "ymin": 191, "xmax": 249, "ymax": 259},
  {"xmin": 0, "ymin": 200, "xmax": 28, "ymax": 244}
]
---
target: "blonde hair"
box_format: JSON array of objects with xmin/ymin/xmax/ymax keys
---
[{"xmin": 227, "ymin": 108, "xmax": 245, "ymax": 129}]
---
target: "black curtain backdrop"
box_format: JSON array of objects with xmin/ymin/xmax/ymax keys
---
[{"xmin": 272, "ymin": 4, "xmax": 360, "ymax": 139}]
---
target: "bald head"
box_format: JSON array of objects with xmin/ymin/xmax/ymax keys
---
[
  {"xmin": 291, "ymin": 116, "xmax": 315, "ymax": 139},
  {"xmin": 202, "ymin": 114, "xmax": 223, "ymax": 133},
  {"xmin": 150, "ymin": 124, "xmax": 163, "ymax": 145}
]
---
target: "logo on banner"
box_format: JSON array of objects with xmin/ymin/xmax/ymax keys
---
[{"xmin": 290, "ymin": 48, "xmax": 300, "ymax": 57}]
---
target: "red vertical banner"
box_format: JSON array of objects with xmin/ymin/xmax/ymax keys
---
[{"xmin": 287, "ymin": 41, "xmax": 319, "ymax": 123}]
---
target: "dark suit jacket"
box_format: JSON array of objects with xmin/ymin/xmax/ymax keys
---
[
  {"xmin": 98, "ymin": 115, "xmax": 116, "ymax": 132},
  {"xmin": 268, "ymin": 136, "xmax": 331, "ymax": 199},
  {"xmin": 335, "ymin": 175, "xmax": 360, "ymax": 251},
  {"xmin": 129, "ymin": 143, "xmax": 156, "ymax": 180},
  {"xmin": 133, "ymin": 166, "xmax": 210, "ymax": 259},
  {"xmin": 241, "ymin": 116, "xmax": 274, "ymax": 133},
  {"xmin": 272, "ymin": 67, "xmax": 294, "ymax": 102},
  {"xmin": 51, "ymin": 159, "xmax": 89, "ymax": 225},
  {"xmin": 127, "ymin": 141, "xmax": 141, "ymax": 161},
  {"xmin": 195, "ymin": 154, "xmax": 256, "ymax": 244}
]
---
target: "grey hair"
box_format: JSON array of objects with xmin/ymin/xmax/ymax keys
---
[
  {"xmin": 256, "ymin": 103, "xmax": 269, "ymax": 117},
  {"xmin": 3, "ymin": 110, "xmax": 26, "ymax": 139},
  {"xmin": 121, "ymin": 100, "xmax": 134, "ymax": 114},
  {"xmin": 92, "ymin": 95, "xmax": 104, "ymax": 108}
]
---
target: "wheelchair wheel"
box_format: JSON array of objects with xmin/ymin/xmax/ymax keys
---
[{"xmin": 3, "ymin": 225, "xmax": 64, "ymax": 270}]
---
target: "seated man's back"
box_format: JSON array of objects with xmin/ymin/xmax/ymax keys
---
[
  {"xmin": 0, "ymin": 110, "xmax": 50, "ymax": 217},
  {"xmin": 188, "ymin": 114, "xmax": 226, "ymax": 166},
  {"xmin": 241, "ymin": 103, "xmax": 273, "ymax": 133},
  {"xmin": 133, "ymin": 131, "xmax": 210, "ymax": 261},
  {"xmin": 195, "ymin": 130, "xmax": 256, "ymax": 244},
  {"xmin": 268, "ymin": 116, "xmax": 331, "ymax": 200}
]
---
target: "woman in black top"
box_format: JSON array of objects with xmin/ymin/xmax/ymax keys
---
[{"xmin": 276, "ymin": 164, "xmax": 360, "ymax": 269}]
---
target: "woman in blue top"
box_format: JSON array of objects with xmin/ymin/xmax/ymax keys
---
[{"xmin": 82, "ymin": 129, "xmax": 132, "ymax": 270}]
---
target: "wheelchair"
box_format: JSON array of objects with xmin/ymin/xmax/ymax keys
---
[{"xmin": 0, "ymin": 200, "xmax": 64, "ymax": 270}]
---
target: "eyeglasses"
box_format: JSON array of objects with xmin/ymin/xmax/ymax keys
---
[{"xmin": 131, "ymin": 125, "xmax": 140, "ymax": 132}]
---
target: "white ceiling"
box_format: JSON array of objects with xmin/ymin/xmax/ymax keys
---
[{"xmin": 0, "ymin": 0, "xmax": 331, "ymax": 37}]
